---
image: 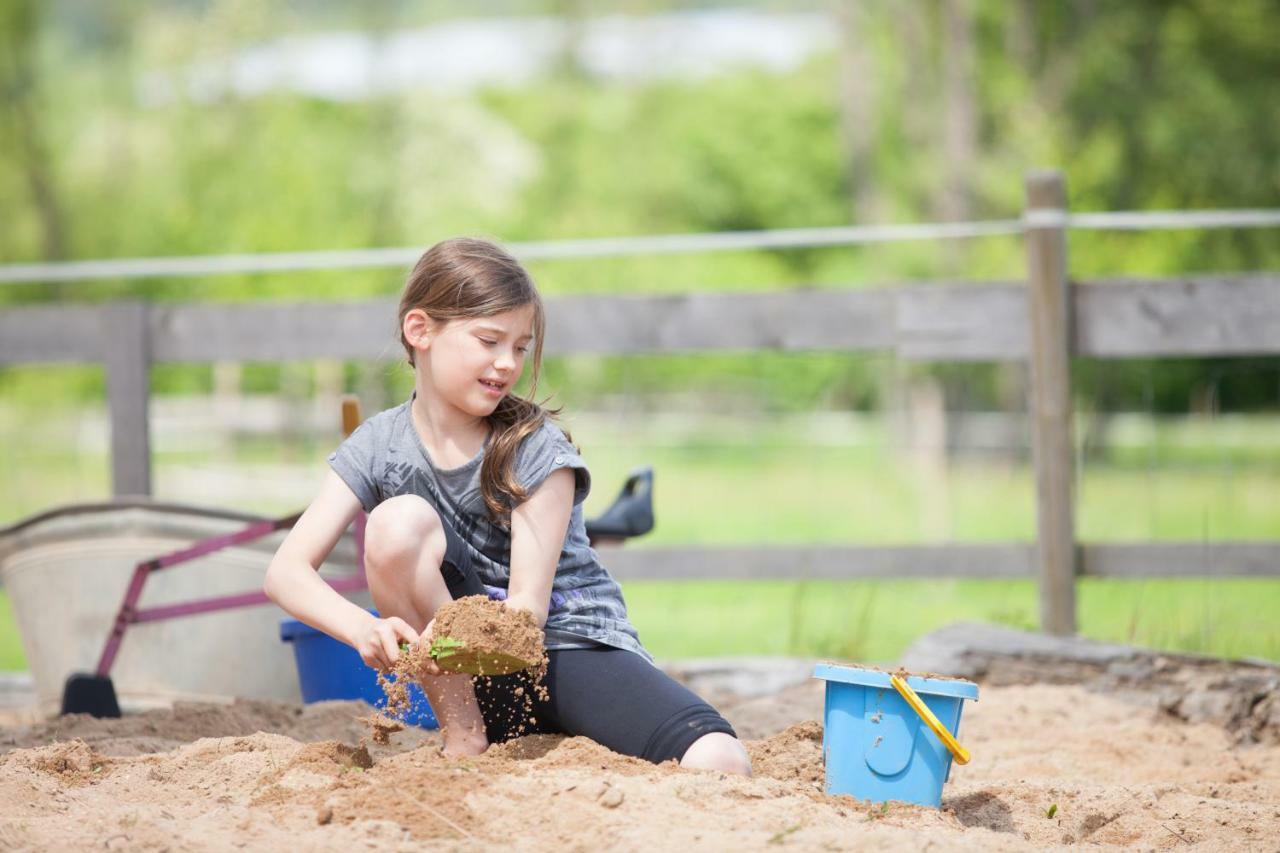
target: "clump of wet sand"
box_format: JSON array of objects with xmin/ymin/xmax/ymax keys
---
[
  {"xmin": 369, "ymin": 596, "xmax": 550, "ymax": 745},
  {"xmin": 430, "ymin": 595, "xmax": 545, "ymax": 673}
]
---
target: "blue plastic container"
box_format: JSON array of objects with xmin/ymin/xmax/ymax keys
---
[
  {"xmin": 813, "ymin": 663, "xmax": 977, "ymax": 807},
  {"xmin": 279, "ymin": 613, "xmax": 438, "ymax": 729}
]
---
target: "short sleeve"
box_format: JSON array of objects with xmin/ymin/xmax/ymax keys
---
[
  {"xmin": 516, "ymin": 422, "xmax": 591, "ymax": 508},
  {"xmin": 326, "ymin": 421, "xmax": 380, "ymax": 512}
]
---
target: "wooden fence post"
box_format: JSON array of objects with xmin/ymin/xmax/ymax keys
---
[
  {"xmin": 101, "ymin": 301, "xmax": 152, "ymax": 497},
  {"xmin": 1024, "ymin": 169, "xmax": 1077, "ymax": 635}
]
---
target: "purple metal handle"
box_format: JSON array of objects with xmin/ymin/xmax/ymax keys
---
[{"xmin": 94, "ymin": 511, "xmax": 368, "ymax": 677}]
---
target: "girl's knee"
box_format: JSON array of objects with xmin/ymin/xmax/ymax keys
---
[
  {"xmin": 679, "ymin": 732, "xmax": 752, "ymax": 777},
  {"xmin": 364, "ymin": 495, "xmax": 445, "ymax": 572}
]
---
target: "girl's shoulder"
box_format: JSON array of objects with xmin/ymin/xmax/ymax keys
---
[
  {"xmin": 330, "ymin": 398, "xmax": 413, "ymax": 466},
  {"xmin": 515, "ymin": 417, "xmax": 577, "ymax": 463},
  {"xmin": 352, "ymin": 398, "xmax": 412, "ymax": 440},
  {"xmin": 327, "ymin": 399, "xmax": 415, "ymax": 513},
  {"xmin": 514, "ymin": 417, "xmax": 591, "ymax": 505}
]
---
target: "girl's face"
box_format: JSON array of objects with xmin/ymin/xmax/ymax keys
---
[{"xmin": 419, "ymin": 305, "xmax": 537, "ymax": 419}]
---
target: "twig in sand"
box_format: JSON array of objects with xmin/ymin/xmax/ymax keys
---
[
  {"xmin": 426, "ymin": 807, "xmax": 474, "ymax": 840},
  {"xmin": 1161, "ymin": 823, "xmax": 1191, "ymax": 845}
]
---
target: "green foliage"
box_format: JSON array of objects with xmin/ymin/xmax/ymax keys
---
[
  {"xmin": 0, "ymin": 5, "xmax": 1277, "ymax": 413},
  {"xmin": 619, "ymin": 577, "xmax": 1280, "ymax": 663},
  {"xmin": 1, "ymin": 576, "xmax": 1276, "ymax": 674}
]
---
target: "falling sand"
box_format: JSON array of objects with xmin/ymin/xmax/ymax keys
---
[{"xmin": 370, "ymin": 596, "xmax": 549, "ymax": 745}]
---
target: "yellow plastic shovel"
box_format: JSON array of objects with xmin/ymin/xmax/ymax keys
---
[
  {"xmin": 890, "ymin": 674, "xmax": 971, "ymax": 765},
  {"xmin": 429, "ymin": 636, "xmax": 535, "ymax": 676}
]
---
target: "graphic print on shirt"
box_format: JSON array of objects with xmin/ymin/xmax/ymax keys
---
[
  {"xmin": 381, "ymin": 458, "xmax": 574, "ymax": 612},
  {"xmin": 383, "ymin": 461, "xmax": 494, "ymax": 561}
]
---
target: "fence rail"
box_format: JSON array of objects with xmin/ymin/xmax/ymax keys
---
[
  {"xmin": 2, "ymin": 169, "xmax": 1279, "ymax": 633},
  {"xmin": 3, "ymin": 274, "xmax": 1277, "ymax": 365},
  {"xmin": 600, "ymin": 542, "xmax": 1280, "ymax": 581}
]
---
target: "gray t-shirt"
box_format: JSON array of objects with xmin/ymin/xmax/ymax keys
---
[{"xmin": 326, "ymin": 391, "xmax": 651, "ymax": 662}]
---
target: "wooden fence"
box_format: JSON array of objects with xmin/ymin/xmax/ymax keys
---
[{"xmin": 3, "ymin": 170, "xmax": 1279, "ymax": 634}]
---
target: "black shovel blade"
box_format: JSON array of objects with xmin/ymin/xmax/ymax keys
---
[{"xmin": 61, "ymin": 673, "xmax": 121, "ymax": 718}]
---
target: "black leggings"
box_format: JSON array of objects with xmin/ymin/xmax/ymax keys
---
[{"xmin": 435, "ymin": 515, "xmax": 736, "ymax": 764}]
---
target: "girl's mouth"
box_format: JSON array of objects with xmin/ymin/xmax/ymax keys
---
[{"xmin": 479, "ymin": 379, "xmax": 506, "ymax": 397}]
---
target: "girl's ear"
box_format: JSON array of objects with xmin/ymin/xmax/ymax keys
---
[{"xmin": 403, "ymin": 309, "xmax": 437, "ymax": 350}]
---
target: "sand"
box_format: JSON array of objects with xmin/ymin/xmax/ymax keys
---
[
  {"xmin": 1, "ymin": 677, "xmax": 1277, "ymax": 850},
  {"xmin": 369, "ymin": 596, "xmax": 550, "ymax": 745},
  {"xmin": 428, "ymin": 596, "xmax": 545, "ymax": 675}
]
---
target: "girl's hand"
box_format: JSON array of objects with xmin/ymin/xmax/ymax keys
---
[{"xmin": 352, "ymin": 614, "xmax": 419, "ymax": 671}]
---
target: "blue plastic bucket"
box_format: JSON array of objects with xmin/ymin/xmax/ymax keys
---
[
  {"xmin": 279, "ymin": 612, "xmax": 438, "ymax": 729},
  {"xmin": 813, "ymin": 663, "xmax": 977, "ymax": 807}
]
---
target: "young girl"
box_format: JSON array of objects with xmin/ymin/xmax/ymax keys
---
[{"xmin": 264, "ymin": 237, "xmax": 751, "ymax": 775}]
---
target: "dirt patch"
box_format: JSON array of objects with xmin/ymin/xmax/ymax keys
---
[
  {"xmin": 0, "ymin": 698, "xmax": 438, "ymax": 759},
  {"xmin": 289, "ymin": 741, "xmax": 373, "ymax": 772},
  {"xmin": 902, "ymin": 623, "xmax": 1280, "ymax": 745},
  {"xmin": 1, "ymin": 679, "xmax": 1278, "ymax": 849},
  {"xmin": 5, "ymin": 738, "xmax": 113, "ymax": 785},
  {"xmin": 746, "ymin": 720, "xmax": 824, "ymax": 787}
]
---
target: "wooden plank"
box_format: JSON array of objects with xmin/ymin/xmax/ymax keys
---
[
  {"xmin": 596, "ymin": 542, "xmax": 1280, "ymax": 580},
  {"xmin": 600, "ymin": 543, "xmax": 1036, "ymax": 580},
  {"xmin": 544, "ymin": 289, "xmax": 896, "ymax": 355},
  {"xmin": 151, "ymin": 301, "xmax": 398, "ymax": 362},
  {"xmin": 1025, "ymin": 170, "xmax": 1078, "ymax": 635},
  {"xmin": 896, "ymin": 282, "xmax": 1026, "ymax": 360},
  {"xmin": 1075, "ymin": 275, "xmax": 1280, "ymax": 357},
  {"xmin": 1081, "ymin": 542, "xmax": 1280, "ymax": 577},
  {"xmin": 148, "ymin": 292, "xmax": 899, "ymax": 362},
  {"xmin": 100, "ymin": 302, "xmax": 152, "ymax": 497},
  {"xmin": 6, "ymin": 276, "xmax": 1277, "ymax": 366},
  {"xmin": 0, "ymin": 304, "xmax": 103, "ymax": 365}
]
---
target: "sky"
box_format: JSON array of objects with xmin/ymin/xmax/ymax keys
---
[{"xmin": 139, "ymin": 8, "xmax": 836, "ymax": 104}]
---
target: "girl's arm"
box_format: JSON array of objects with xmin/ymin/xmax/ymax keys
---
[
  {"xmin": 504, "ymin": 467, "xmax": 576, "ymax": 627},
  {"xmin": 264, "ymin": 469, "xmax": 418, "ymax": 669}
]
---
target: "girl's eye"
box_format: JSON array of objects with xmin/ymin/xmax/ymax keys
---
[
  {"xmin": 516, "ymin": 346, "xmax": 529, "ymax": 354},
  {"xmin": 479, "ymin": 338, "xmax": 497, "ymax": 346}
]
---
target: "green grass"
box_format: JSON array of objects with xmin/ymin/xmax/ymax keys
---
[
  {"xmin": 621, "ymin": 578, "xmax": 1280, "ymax": 663},
  {"xmin": 2, "ymin": 402, "xmax": 1278, "ymax": 668},
  {"xmin": 1, "ymin": 579, "xmax": 1277, "ymax": 670},
  {"xmin": 4, "ymin": 439, "xmax": 1277, "ymax": 544}
]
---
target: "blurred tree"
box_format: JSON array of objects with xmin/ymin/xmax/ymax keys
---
[
  {"xmin": 1, "ymin": 0, "xmax": 68, "ymax": 263},
  {"xmin": 1, "ymin": 0, "xmax": 1277, "ymax": 415}
]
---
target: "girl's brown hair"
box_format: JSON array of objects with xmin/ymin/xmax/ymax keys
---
[{"xmin": 398, "ymin": 237, "xmax": 566, "ymax": 524}]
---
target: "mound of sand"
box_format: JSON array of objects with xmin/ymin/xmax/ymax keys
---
[{"xmin": 1, "ymin": 677, "xmax": 1277, "ymax": 850}]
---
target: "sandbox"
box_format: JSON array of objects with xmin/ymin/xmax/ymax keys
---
[{"xmin": 1, "ymin": 646, "xmax": 1277, "ymax": 850}]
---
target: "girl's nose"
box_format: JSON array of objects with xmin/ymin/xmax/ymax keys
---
[{"xmin": 494, "ymin": 348, "xmax": 516, "ymax": 370}]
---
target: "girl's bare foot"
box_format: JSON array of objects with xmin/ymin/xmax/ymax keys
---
[
  {"xmin": 438, "ymin": 706, "xmax": 489, "ymax": 757},
  {"xmin": 441, "ymin": 729, "xmax": 489, "ymax": 757}
]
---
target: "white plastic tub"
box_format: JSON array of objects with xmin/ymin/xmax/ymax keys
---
[{"xmin": 0, "ymin": 500, "xmax": 370, "ymax": 714}]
